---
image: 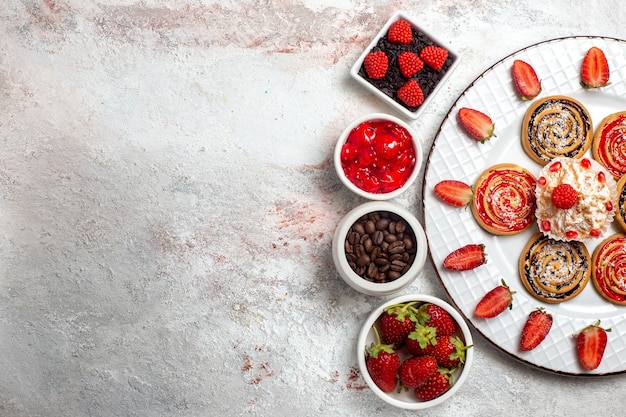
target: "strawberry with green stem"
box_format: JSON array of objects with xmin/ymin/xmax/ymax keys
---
[
  {"xmin": 512, "ymin": 59, "xmax": 541, "ymax": 100},
  {"xmin": 443, "ymin": 243, "xmax": 487, "ymax": 271},
  {"xmin": 458, "ymin": 107, "xmax": 496, "ymax": 143},
  {"xmin": 432, "ymin": 335, "xmax": 471, "ymax": 369},
  {"xmin": 581, "ymin": 46, "xmax": 610, "ymax": 88},
  {"xmin": 379, "ymin": 301, "xmax": 419, "ymax": 348},
  {"xmin": 365, "ymin": 325, "xmax": 400, "ymax": 392},
  {"xmin": 576, "ymin": 320, "xmax": 611, "ymax": 370},
  {"xmin": 434, "ymin": 180, "xmax": 473, "ymax": 207},
  {"xmin": 474, "ymin": 279, "xmax": 516, "ymax": 318},
  {"xmin": 414, "ymin": 368, "xmax": 453, "ymax": 401},
  {"xmin": 520, "ymin": 308, "xmax": 553, "ymax": 351}
]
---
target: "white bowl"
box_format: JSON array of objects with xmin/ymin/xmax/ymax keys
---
[
  {"xmin": 334, "ymin": 113, "xmax": 422, "ymax": 200},
  {"xmin": 332, "ymin": 201, "xmax": 427, "ymax": 295},
  {"xmin": 350, "ymin": 10, "xmax": 461, "ymax": 119},
  {"xmin": 357, "ymin": 294, "xmax": 474, "ymax": 409}
]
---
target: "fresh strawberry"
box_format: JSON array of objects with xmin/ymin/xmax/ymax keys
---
[
  {"xmin": 420, "ymin": 45, "xmax": 448, "ymax": 71},
  {"xmin": 414, "ymin": 369, "xmax": 452, "ymax": 402},
  {"xmin": 406, "ymin": 322, "xmax": 438, "ymax": 356},
  {"xmin": 398, "ymin": 51, "xmax": 424, "ymax": 78},
  {"xmin": 512, "ymin": 59, "xmax": 541, "ymax": 100},
  {"xmin": 363, "ymin": 51, "xmax": 389, "ymax": 79},
  {"xmin": 365, "ymin": 325, "xmax": 400, "ymax": 392},
  {"xmin": 432, "ymin": 335, "xmax": 471, "ymax": 369},
  {"xmin": 520, "ymin": 308, "xmax": 553, "ymax": 351},
  {"xmin": 416, "ymin": 303, "xmax": 457, "ymax": 337},
  {"xmin": 576, "ymin": 320, "xmax": 611, "ymax": 370},
  {"xmin": 474, "ymin": 279, "xmax": 515, "ymax": 318},
  {"xmin": 581, "ymin": 46, "xmax": 610, "ymax": 88},
  {"xmin": 434, "ymin": 180, "xmax": 473, "ymax": 207},
  {"xmin": 551, "ymin": 183, "xmax": 578, "ymax": 209},
  {"xmin": 458, "ymin": 107, "xmax": 496, "ymax": 143},
  {"xmin": 397, "ymin": 79, "xmax": 424, "ymax": 107},
  {"xmin": 398, "ymin": 355, "xmax": 438, "ymax": 389},
  {"xmin": 443, "ymin": 243, "xmax": 487, "ymax": 271},
  {"xmin": 387, "ymin": 19, "xmax": 412, "ymax": 44},
  {"xmin": 379, "ymin": 302, "xmax": 418, "ymax": 348}
]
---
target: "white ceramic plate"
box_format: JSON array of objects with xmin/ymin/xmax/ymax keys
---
[{"xmin": 423, "ymin": 36, "xmax": 626, "ymax": 376}]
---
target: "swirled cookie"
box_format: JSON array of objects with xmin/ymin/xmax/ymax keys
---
[
  {"xmin": 592, "ymin": 111, "xmax": 626, "ymax": 179},
  {"xmin": 471, "ymin": 163, "xmax": 536, "ymax": 235},
  {"xmin": 522, "ymin": 95, "xmax": 593, "ymax": 165},
  {"xmin": 519, "ymin": 233, "xmax": 591, "ymax": 303},
  {"xmin": 616, "ymin": 175, "xmax": 626, "ymax": 233},
  {"xmin": 591, "ymin": 233, "xmax": 626, "ymax": 305},
  {"xmin": 535, "ymin": 157, "xmax": 616, "ymax": 241}
]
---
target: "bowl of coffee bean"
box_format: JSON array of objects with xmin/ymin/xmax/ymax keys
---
[
  {"xmin": 334, "ymin": 113, "xmax": 422, "ymax": 200},
  {"xmin": 332, "ymin": 201, "xmax": 427, "ymax": 295}
]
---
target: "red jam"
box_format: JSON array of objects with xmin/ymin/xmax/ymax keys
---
[{"xmin": 340, "ymin": 120, "xmax": 416, "ymax": 194}]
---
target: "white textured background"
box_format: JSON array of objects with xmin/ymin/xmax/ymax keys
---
[{"xmin": 1, "ymin": 1, "xmax": 625, "ymax": 416}]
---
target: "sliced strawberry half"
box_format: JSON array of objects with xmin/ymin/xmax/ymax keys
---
[
  {"xmin": 512, "ymin": 59, "xmax": 541, "ymax": 100},
  {"xmin": 443, "ymin": 243, "xmax": 486, "ymax": 271},
  {"xmin": 581, "ymin": 46, "xmax": 610, "ymax": 88},
  {"xmin": 576, "ymin": 320, "xmax": 611, "ymax": 370},
  {"xmin": 458, "ymin": 107, "xmax": 496, "ymax": 143},
  {"xmin": 520, "ymin": 308, "xmax": 553, "ymax": 351},
  {"xmin": 474, "ymin": 279, "xmax": 515, "ymax": 318},
  {"xmin": 434, "ymin": 180, "xmax": 473, "ymax": 207}
]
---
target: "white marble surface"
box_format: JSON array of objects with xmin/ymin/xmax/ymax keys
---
[{"xmin": 2, "ymin": 1, "xmax": 626, "ymax": 416}]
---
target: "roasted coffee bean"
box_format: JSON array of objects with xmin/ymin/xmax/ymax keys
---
[
  {"xmin": 352, "ymin": 222, "xmax": 365, "ymax": 236},
  {"xmin": 343, "ymin": 210, "xmax": 417, "ymax": 283},
  {"xmin": 372, "ymin": 230, "xmax": 384, "ymax": 245},
  {"xmin": 388, "ymin": 241, "xmax": 405, "ymax": 254},
  {"xmin": 365, "ymin": 220, "xmax": 376, "ymax": 234}
]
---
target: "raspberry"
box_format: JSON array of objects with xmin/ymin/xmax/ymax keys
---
[
  {"xmin": 551, "ymin": 183, "xmax": 578, "ymax": 209},
  {"xmin": 387, "ymin": 20, "xmax": 412, "ymax": 44},
  {"xmin": 397, "ymin": 80, "xmax": 424, "ymax": 107},
  {"xmin": 420, "ymin": 45, "xmax": 448, "ymax": 71},
  {"xmin": 363, "ymin": 51, "xmax": 388, "ymax": 79},
  {"xmin": 397, "ymin": 51, "xmax": 424, "ymax": 78}
]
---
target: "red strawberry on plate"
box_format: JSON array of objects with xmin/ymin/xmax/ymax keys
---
[
  {"xmin": 474, "ymin": 279, "xmax": 515, "ymax": 318},
  {"xmin": 443, "ymin": 243, "xmax": 487, "ymax": 271},
  {"xmin": 512, "ymin": 59, "xmax": 541, "ymax": 100},
  {"xmin": 379, "ymin": 302, "xmax": 418, "ymax": 348},
  {"xmin": 458, "ymin": 107, "xmax": 496, "ymax": 143},
  {"xmin": 398, "ymin": 355, "xmax": 438, "ymax": 389},
  {"xmin": 414, "ymin": 369, "xmax": 452, "ymax": 402},
  {"xmin": 398, "ymin": 51, "xmax": 424, "ymax": 78},
  {"xmin": 520, "ymin": 308, "xmax": 553, "ymax": 351},
  {"xmin": 365, "ymin": 325, "xmax": 400, "ymax": 392},
  {"xmin": 420, "ymin": 45, "xmax": 448, "ymax": 71},
  {"xmin": 434, "ymin": 180, "xmax": 473, "ymax": 207},
  {"xmin": 432, "ymin": 335, "xmax": 471, "ymax": 369},
  {"xmin": 363, "ymin": 50, "xmax": 389, "ymax": 79},
  {"xmin": 387, "ymin": 19, "xmax": 412, "ymax": 44},
  {"xmin": 417, "ymin": 303, "xmax": 457, "ymax": 337},
  {"xmin": 576, "ymin": 320, "xmax": 611, "ymax": 370},
  {"xmin": 581, "ymin": 46, "xmax": 610, "ymax": 88}
]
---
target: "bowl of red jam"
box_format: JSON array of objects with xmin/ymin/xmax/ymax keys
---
[{"xmin": 334, "ymin": 113, "xmax": 422, "ymax": 200}]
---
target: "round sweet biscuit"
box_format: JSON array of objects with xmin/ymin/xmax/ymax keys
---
[
  {"xmin": 471, "ymin": 163, "xmax": 536, "ymax": 235},
  {"xmin": 591, "ymin": 233, "xmax": 626, "ymax": 305},
  {"xmin": 519, "ymin": 233, "xmax": 591, "ymax": 303},
  {"xmin": 521, "ymin": 95, "xmax": 593, "ymax": 165},
  {"xmin": 592, "ymin": 111, "xmax": 626, "ymax": 179},
  {"xmin": 615, "ymin": 174, "xmax": 626, "ymax": 233}
]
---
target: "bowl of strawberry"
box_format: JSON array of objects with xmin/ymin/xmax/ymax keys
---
[
  {"xmin": 334, "ymin": 113, "xmax": 422, "ymax": 200},
  {"xmin": 357, "ymin": 294, "xmax": 473, "ymax": 409}
]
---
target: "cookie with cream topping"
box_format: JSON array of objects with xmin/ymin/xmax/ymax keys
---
[{"xmin": 535, "ymin": 157, "xmax": 616, "ymax": 241}]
